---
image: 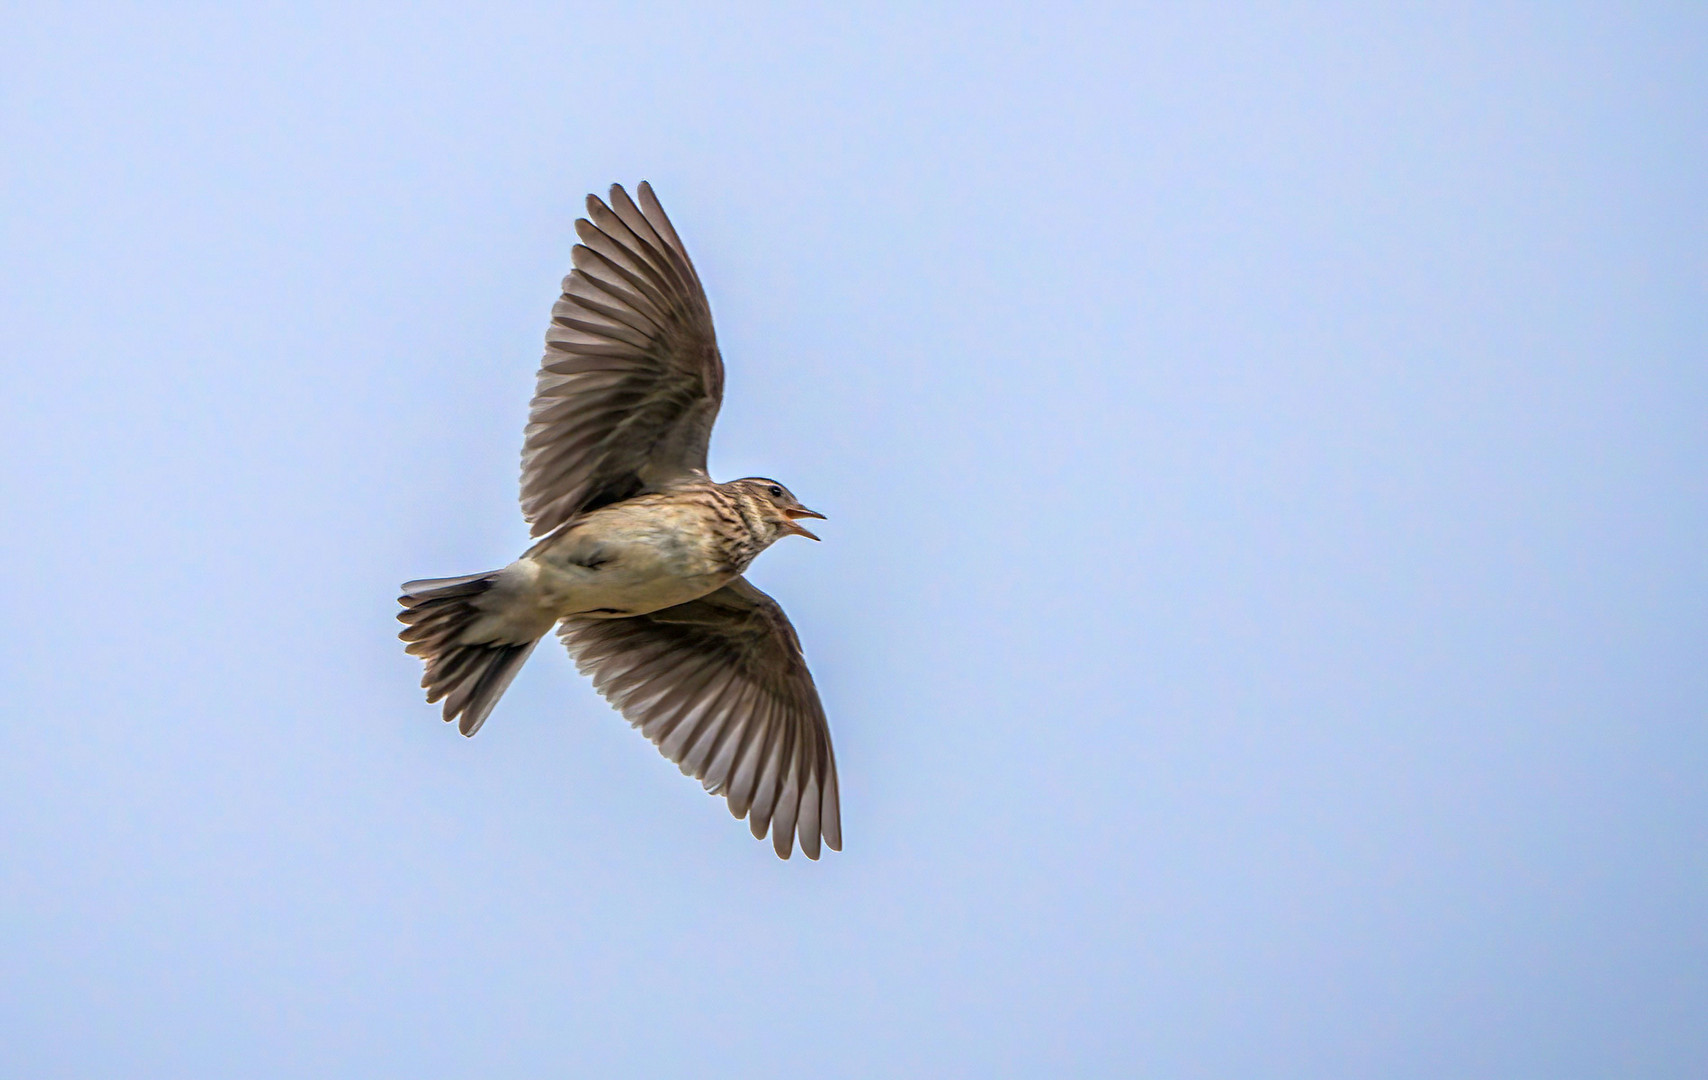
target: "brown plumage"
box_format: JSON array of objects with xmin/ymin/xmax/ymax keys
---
[{"xmin": 397, "ymin": 183, "xmax": 840, "ymax": 860}]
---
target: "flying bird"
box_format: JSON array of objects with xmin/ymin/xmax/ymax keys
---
[{"xmin": 398, "ymin": 183, "xmax": 840, "ymax": 860}]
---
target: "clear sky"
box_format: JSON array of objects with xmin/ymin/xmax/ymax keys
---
[{"xmin": 3, "ymin": 3, "xmax": 1704, "ymax": 1077}]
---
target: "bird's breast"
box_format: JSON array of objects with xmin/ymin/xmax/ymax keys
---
[{"xmin": 526, "ymin": 498, "xmax": 745, "ymax": 618}]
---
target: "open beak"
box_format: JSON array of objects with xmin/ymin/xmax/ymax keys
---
[{"xmin": 782, "ymin": 506, "xmax": 826, "ymax": 541}]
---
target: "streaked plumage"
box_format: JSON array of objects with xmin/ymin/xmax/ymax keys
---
[{"xmin": 398, "ymin": 183, "xmax": 839, "ymax": 860}]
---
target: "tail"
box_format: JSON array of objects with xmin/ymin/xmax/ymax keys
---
[{"xmin": 397, "ymin": 571, "xmax": 543, "ymax": 737}]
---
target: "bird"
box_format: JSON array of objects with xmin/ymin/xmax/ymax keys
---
[{"xmin": 397, "ymin": 182, "xmax": 840, "ymax": 860}]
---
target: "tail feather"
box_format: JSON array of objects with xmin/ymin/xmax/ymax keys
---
[{"xmin": 398, "ymin": 571, "xmax": 542, "ymax": 737}]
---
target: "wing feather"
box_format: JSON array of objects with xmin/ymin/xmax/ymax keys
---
[
  {"xmin": 520, "ymin": 183, "xmax": 723, "ymax": 536},
  {"xmin": 725, "ymin": 698, "xmax": 777, "ymax": 819},
  {"xmin": 558, "ymin": 578, "xmax": 840, "ymax": 859}
]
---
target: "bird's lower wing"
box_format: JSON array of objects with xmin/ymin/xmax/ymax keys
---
[{"xmin": 558, "ymin": 577, "xmax": 840, "ymax": 860}]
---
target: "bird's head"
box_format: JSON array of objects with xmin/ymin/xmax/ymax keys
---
[{"xmin": 732, "ymin": 478, "xmax": 826, "ymax": 541}]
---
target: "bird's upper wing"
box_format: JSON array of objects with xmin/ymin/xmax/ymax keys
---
[
  {"xmin": 558, "ymin": 577, "xmax": 841, "ymax": 860},
  {"xmin": 520, "ymin": 182, "xmax": 724, "ymax": 537}
]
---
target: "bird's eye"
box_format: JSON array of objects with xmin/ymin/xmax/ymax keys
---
[{"xmin": 767, "ymin": 485, "xmax": 783, "ymax": 498}]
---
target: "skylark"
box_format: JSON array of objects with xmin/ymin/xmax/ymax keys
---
[{"xmin": 398, "ymin": 183, "xmax": 840, "ymax": 860}]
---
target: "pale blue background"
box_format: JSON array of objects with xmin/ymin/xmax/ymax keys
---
[{"xmin": 3, "ymin": 3, "xmax": 1704, "ymax": 1077}]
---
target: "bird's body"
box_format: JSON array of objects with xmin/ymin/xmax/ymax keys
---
[
  {"xmin": 528, "ymin": 488, "xmax": 744, "ymax": 618},
  {"xmin": 454, "ymin": 479, "xmax": 818, "ymax": 643},
  {"xmin": 398, "ymin": 183, "xmax": 840, "ymax": 859}
]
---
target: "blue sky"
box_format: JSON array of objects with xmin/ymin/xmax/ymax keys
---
[{"xmin": 3, "ymin": 3, "xmax": 1705, "ymax": 1076}]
